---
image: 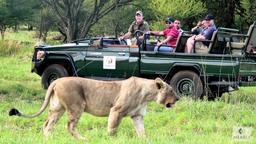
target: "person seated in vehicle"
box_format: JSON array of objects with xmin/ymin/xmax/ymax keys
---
[
  {"xmin": 191, "ymin": 20, "xmax": 205, "ymax": 35},
  {"xmin": 185, "ymin": 14, "xmax": 217, "ymax": 53},
  {"xmin": 148, "ymin": 17, "xmax": 179, "ymax": 52},
  {"xmin": 174, "ymin": 19, "xmax": 183, "ymax": 33},
  {"xmin": 120, "ymin": 10, "xmax": 150, "ymax": 45}
]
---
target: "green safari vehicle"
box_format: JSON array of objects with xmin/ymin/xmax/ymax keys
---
[{"xmin": 31, "ymin": 22, "xmax": 256, "ymax": 99}]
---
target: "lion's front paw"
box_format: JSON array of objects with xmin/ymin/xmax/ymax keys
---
[{"xmin": 108, "ymin": 128, "xmax": 117, "ymax": 136}]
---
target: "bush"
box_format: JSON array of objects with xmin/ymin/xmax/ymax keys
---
[{"xmin": 0, "ymin": 40, "xmax": 22, "ymax": 56}]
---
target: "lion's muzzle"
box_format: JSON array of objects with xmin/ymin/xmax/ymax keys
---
[{"xmin": 165, "ymin": 96, "xmax": 179, "ymax": 109}]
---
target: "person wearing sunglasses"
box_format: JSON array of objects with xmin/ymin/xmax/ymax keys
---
[{"xmin": 149, "ymin": 17, "xmax": 179, "ymax": 52}]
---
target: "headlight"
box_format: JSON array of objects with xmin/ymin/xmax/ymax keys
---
[{"xmin": 36, "ymin": 50, "xmax": 45, "ymax": 60}]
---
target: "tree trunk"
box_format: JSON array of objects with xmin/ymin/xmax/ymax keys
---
[
  {"xmin": 0, "ymin": 25, "xmax": 6, "ymax": 40},
  {"xmin": 43, "ymin": 0, "xmax": 132, "ymax": 42},
  {"xmin": 13, "ymin": 25, "xmax": 18, "ymax": 32},
  {"xmin": 43, "ymin": 32, "xmax": 47, "ymax": 42},
  {"xmin": 28, "ymin": 25, "xmax": 33, "ymax": 31},
  {"xmin": 1, "ymin": 30, "xmax": 5, "ymax": 40}
]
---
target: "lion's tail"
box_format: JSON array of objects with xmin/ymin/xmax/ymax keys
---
[{"xmin": 9, "ymin": 82, "xmax": 56, "ymax": 118}]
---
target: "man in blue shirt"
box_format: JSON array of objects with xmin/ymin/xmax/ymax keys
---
[{"xmin": 185, "ymin": 14, "xmax": 217, "ymax": 53}]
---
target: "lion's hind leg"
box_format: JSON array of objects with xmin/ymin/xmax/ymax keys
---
[
  {"xmin": 43, "ymin": 96, "xmax": 65, "ymax": 138},
  {"xmin": 66, "ymin": 103, "xmax": 86, "ymax": 140}
]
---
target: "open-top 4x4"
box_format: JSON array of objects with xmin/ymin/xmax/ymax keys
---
[{"xmin": 32, "ymin": 22, "xmax": 256, "ymax": 99}]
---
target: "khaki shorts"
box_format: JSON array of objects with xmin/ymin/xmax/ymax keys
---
[
  {"xmin": 131, "ymin": 38, "xmax": 137, "ymax": 45},
  {"xmin": 195, "ymin": 42, "xmax": 209, "ymax": 54}
]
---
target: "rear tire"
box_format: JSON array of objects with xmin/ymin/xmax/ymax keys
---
[
  {"xmin": 170, "ymin": 70, "xmax": 203, "ymax": 99},
  {"xmin": 41, "ymin": 64, "xmax": 68, "ymax": 89}
]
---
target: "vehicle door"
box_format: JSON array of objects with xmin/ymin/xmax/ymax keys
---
[{"xmin": 84, "ymin": 45, "xmax": 130, "ymax": 78}]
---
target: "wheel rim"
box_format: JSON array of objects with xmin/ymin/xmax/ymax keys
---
[
  {"xmin": 48, "ymin": 73, "xmax": 59, "ymax": 84},
  {"xmin": 176, "ymin": 78, "xmax": 194, "ymax": 96}
]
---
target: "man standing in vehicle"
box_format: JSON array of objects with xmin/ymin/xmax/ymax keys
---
[
  {"xmin": 120, "ymin": 11, "xmax": 150, "ymax": 44},
  {"xmin": 149, "ymin": 17, "xmax": 179, "ymax": 52}
]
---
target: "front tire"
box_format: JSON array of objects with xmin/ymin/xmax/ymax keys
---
[
  {"xmin": 170, "ymin": 70, "xmax": 203, "ymax": 99},
  {"xmin": 41, "ymin": 64, "xmax": 68, "ymax": 89}
]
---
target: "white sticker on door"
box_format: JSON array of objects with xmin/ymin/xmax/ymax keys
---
[{"xmin": 103, "ymin": 56, "xmax": 116, "ymax": 69}]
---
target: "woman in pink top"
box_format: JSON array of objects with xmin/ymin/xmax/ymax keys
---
[{"xmin": 149, "ymin": 17, "xmax": 179, "ymax": 52}]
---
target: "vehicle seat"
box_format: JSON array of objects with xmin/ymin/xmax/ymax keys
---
[
  {"xmin": 194, "ymin": 30, "xmax": 218, "ymax": 54},
  {"xmin": 227, "ymin": 22, "xmax": 255, "ymax": 55}
]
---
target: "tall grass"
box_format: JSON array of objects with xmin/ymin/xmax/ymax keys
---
[
  {"xmin": 0, "ymin": 40, "xmax": 22, "ymax": 56},
  {"xmin": 5, "ymin": 30, "xmax": 36, "ymax": 43}
]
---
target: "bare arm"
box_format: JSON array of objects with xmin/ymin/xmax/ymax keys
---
[
  {"xmin": 191, "ymin": 26, "xmax": 198, "ymax": 32},
  {"xmin": 157, "ymin": 35, "xmax": 173, "ymax": 46},
  {"xmin": 121, "ymin": 31, "xmax": 132, "ymax": 39},
  {"xmin": 194, "ymin": 34, "xmax": 206, "ymax": 41},
  {"xmin": 150, "ymin": 31, "xmax": 164, "ymax": 36}
]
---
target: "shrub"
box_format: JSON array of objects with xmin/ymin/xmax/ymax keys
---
[{"xmin": 0, "ymin": 40, "xmax": 22, "ymax": 56}]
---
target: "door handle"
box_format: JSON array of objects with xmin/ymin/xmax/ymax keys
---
[
  {"xmin": 89, "ymin": 52, "xmax": 102, "ymax": 57},
  {"xmin": 118, "ymin": 52, "xmax": 126, "ymax": 56}
]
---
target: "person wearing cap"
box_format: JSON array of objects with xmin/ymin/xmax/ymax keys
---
[
  {"xmin": 149, "ymin": 17, "xmax": 179, "ymax": 52},
  {"xmin": 120, "ymin": 11, "xmax": 149, "ymax": 42},
  {"xmin": 185, "ymin": 14, "xmax": 217, "ymax": 53},
  {"xmin": 205, "ymin": 14, "xmax": 216, "ymax": 28}
]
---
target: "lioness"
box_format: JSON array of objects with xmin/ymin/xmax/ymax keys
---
[{"xmin": 9, "ymin": 77, "xmax": 179, "ymax": 140}]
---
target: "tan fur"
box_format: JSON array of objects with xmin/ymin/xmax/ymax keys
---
[{"xmin": 19, "ymin": 77, "xmax": 178, "ymax": 140}]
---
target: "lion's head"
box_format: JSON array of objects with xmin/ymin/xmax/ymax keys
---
[{"xmin": 155, "ymin": 78, "xmax": 179, "ymax": 108}]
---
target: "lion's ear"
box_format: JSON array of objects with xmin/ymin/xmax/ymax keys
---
[{"xmin": 155, "ymin": 77, "xmax": 165, "ymax": 90}]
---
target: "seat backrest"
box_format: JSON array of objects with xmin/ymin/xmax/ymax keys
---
[
  {"xmin": 209, "ymin": 30, "xmax": 235, "ymax": 54},
  {"xmin": 246, "ymin": 22, "xmax": 256, "ymax": 53},
  {"xmin": 207, "ymin": 30, "xmax": 218, "ymax": 51},
  {"xmin": 217, "ymin": 27, "xmax": 239, "ymax": 33},
  {"xmin": 194, "ymin": 30, "xmax": 218, "ymax": 54},
  {"xmin": 174, "ymin": 32, "xmax": 183, "ymax": 51},
  {"xmin": 229, "ymin": 22, "xmax": 255, "ymax": 53},
  {"xmin": 245, "ymin": 23, "xmax": 255, "ymax": 48},
  {"xmin": 174, "ymin": 32, "xmax": 190, "ymax": 52},
  {"xmin": 250, "ymin": 23, "xmax": 256, "ymax": 48}
]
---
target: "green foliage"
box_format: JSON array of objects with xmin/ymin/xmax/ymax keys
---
[
  {"xmin": 90, "ymin": 5, "xmax": 136, "ymax": 37},
  {"xmin": 0, "ymin": 0, "xmax": 39, "ymax": 26},
  {"xmin": 0, "ymin": 0, "xmax": 40, "ymax": 39},
  {"xmin": 0, "ymin": 0, "xmax": 8, "ymax": 19},
  {"xmin": 235, "ymin": 0, "xmax": 256, "ymax": 32},
  {"xmin": 201, "ymin": 0, "xmax": 245, "ymax": 28},
  {"xmin": 148, "ymin": 0, "xmax": 206, "ymax": 30}
]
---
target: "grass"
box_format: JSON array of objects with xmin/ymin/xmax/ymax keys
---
[
  {"xmin": 0, "ymin": 30, "xmax": 255, "ymax": 143},
  {"xmin": 1, "ymin": 96, "xmax": 255, "ymax": 144}
]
